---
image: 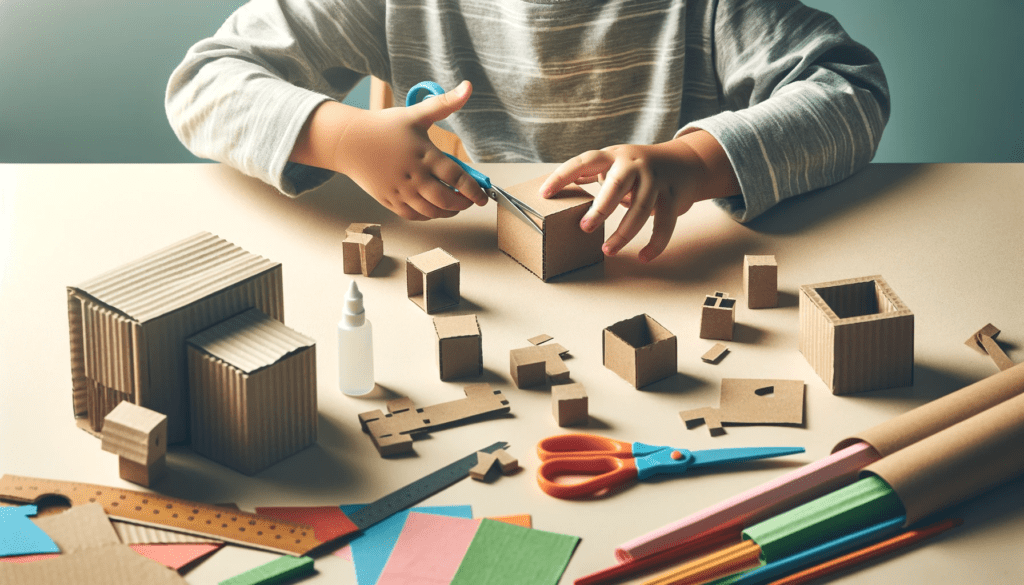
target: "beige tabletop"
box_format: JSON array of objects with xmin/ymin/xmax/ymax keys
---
[{"xmin": 1, "ymin": 162, "xmax": 1022, "ymax": 584}]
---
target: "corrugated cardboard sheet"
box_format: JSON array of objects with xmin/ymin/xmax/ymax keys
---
[{"xmin": 67, "ymin": 232, "xmax": 283, "ymax": 443}]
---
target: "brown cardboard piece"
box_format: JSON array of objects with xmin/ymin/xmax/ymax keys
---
[
  {"xmin": 406, "ymin": 248, "xmax": 460, "ymax": 313},
  {"xmin": 494, "ymin": 449, "xmax": 519, "ymax": 474},
  {"xmin": 118, "ymin": 454, "xmax": 167, "ymax": 488},
  {"xmin": 433, "ymin": 314, "xmax": 482, "ymax": 381},
  {"xmin": 101, "ymin": 401, "xmax": 167, "ymax": 465},
  {"xmin": 680, "ymin": 378, "xmax": 804, "ymax": 436},
  {"xmin": 964, "ymin": 323, "xmax": 1015, "ymax": 371},
  {"xmin": 528, "ymin": 334, "xmax": 554, "ymax": 346},
  {"xmin": 469, "ymin": 451, "xmax": 501, "ymax": 481},
  {"xmin": 799, "ymin": 275, "xmax": 914, "ymax": 395},
  {"xmin": 67, "ymin": 231, "xmax": 284, "ymax": 443},
  {"xmin": 701, "ymin": 343, "xmax": 729, "ymax": 364},
  {"xmin": 744, "ymin": 255, "xmax": 778, "ymax": 309},
  {"xmin": 358, "ymin": 383, "xmax": 511, "ymax": 456},
  {"xmin": 509, "ymin": 343, "xmax": 570, "ymax": 388},
  {"xmin": 497, "ymin": 174, "xmax": 604, "ymax": 281},
  {"xmin": 699, "ymin": 292, "xmax": 736, "ymax": 341},
  {"xmin": 552, "ymin": 382, "xmax": 589, "ymax": 427},
  {"xmin": 603, "ymin": 314, "xmax": 677, "ymax": 389},
  {"xmin": 343, "ymin": 223, "xmax": 383, "ymax": 276},
  {"xmin": 186, "ymin": 308, "xmax": 317, "ymax": 475}
]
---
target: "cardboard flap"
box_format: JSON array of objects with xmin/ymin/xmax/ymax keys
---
[
  {"xmin": 434, "ymin": 315, "xmax": 480, "ymax": 339},
  {"xmin": 505, "ymin": 175, "xmax": 593, "ymax": 220},
  {"xmin": 408, "ymin": 248, "xmax": 458, "ymax": 272}
]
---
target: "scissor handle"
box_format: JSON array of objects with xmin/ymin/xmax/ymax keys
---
[
  {"xmin": 537, "ymin": 455, "xmax": 639, "ymax": 499},
  {"xmin": 537, "ymin": 434, "xmax": 634, "ymax": 461},
  {"xmin": 405, "ymin": 80, "xmax": 492, "ymax": 189}
]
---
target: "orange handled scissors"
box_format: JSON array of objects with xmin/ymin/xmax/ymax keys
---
[{"xmin": 536, "ymin": 434, "xmax": 804, "ymax": 499}]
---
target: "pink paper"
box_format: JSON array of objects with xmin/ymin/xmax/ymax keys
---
[
  {"xmin": 375, "ymin": 513, "xmax": 482, "ymax": 585},
  {"xmin": 615, "ymin": 441, "xmax": 880, "ymax": 562},
  {"xmin": 129, "ymin": 543, "xmax": 223, "ymax": 571}
]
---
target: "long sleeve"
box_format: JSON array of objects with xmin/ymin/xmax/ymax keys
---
[{"xmin": 680, "ymin": 0, "xmax": 890, "ymax": 222}]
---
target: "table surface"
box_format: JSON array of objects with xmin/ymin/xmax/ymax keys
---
[{"xmin": 1, "ymin": 162, "xmax": 1023, "ymax": 584}]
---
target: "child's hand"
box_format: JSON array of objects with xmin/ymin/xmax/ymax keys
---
[{"xmin": 539, "ymin": 131, "xmax": 740, "ymax": 263}]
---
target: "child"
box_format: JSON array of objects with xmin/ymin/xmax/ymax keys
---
[{"xmin": 167, "ymin": 0, "xmax": 888, "ymax": 262}]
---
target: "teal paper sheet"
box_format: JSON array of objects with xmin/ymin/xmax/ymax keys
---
[
  {"xmin": 0, "ymin": 505, "xmax": 60, "ymax": 557},
  {"xmin": 449, "ymin": 518, "xmax": 580, "ymax": 585}
]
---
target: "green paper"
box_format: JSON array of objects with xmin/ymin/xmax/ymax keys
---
[
  {"xmin": 743, "ymin": 475, "xmax": 904, "ymax": 562},
  {"xmin": 449, "ymin": 518, "xmax": 580, "ymax": 585},
  {"xmin": 219, "ymin": 555, "xmax": 314, "ymax": 585}
]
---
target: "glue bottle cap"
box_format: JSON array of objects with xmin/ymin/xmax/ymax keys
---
[{"xmin": 343, "ymin": 281, "xmax": 365, "ymax": 327}]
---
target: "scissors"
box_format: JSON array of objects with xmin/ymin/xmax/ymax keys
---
[
  {"xmin": 406, "ymin": 80, "xmax": 542, "ymax": 234},
  {"xmin": 536, "ymin": 434, "xmax": 804, "ymax": 499}
]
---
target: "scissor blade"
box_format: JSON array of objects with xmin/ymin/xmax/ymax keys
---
[
  {"xmin": 688, "ymin": 446, "xmax": 805, "ymax": 469},
  {"xmin": 490, "ymin": 187, "xmax": 542, "ymax": 234}
]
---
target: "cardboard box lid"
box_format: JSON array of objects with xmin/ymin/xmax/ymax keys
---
[
  {"xmin": 745, "ymin": 255, "xmax": 777, "ymax": 267},
  {"xmin": 434, "ymin": 314, "xmax": 480, "ymax": 339},
  {"xmin": 72, "ymin": 232, "xmax": 279, "ymax": 323},
  {"xmin": 408, "ymin": 248, "xmax": 458, "ymax": 273},
  {"xmin": 186, "ymin": 308, "xmax": 314, "ymax": 374},
  {"xmin": 504, "ymin": 175, "xmax": 593, "ymax": 221}
]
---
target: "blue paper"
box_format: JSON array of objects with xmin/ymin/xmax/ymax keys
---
[
  {"xmin": 0, "ymin": 505, "xmax": 60, "ymax": 557},
  {"xmin": 340, "ymin": 504, "xmax": 472, "ymax": 585}
]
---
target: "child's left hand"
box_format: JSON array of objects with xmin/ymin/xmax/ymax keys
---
[{"xmin": 540, "ymin": 130, "xmax": 740, "ymax": 263}]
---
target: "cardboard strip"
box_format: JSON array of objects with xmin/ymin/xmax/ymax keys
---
[
  {"xmin": 701, "ymin": 343, "xmax": 729, "ymax": 364},
  {"xmin": 980, "ymin": 335, "xmax": 1015, "ymax": 371},
  {"xmin": 111, "ymin": 521, "xmax": 221, "ymax": 545}
]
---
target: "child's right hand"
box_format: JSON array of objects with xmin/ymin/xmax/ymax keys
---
[{"xmin": 291, "ymin": 81, "xmax": 487, "ymax": 220}]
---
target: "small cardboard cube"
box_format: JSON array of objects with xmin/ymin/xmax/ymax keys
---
[
  {"xmin": 187, "ymin": 308, "xmax": 317, "ymax": 475},
  {"xmin": 799, "ymin": 275, "xmax": 914, "ymax": 395},
  {"xmin": 497, "ymin": 174, "xmax": 604, "ymax": 281},
  {"xmin": 744, "ymin": 255, "xmax": 777, "ymax": 309},
  {"xmin": 118, "ymin": 455, "xmax": 166, "ymax": 488},
  {"xmin": 101, "ymin": 401, "xmax": 167, "ymax": 465},
  {"xmin": 552, "ymin": 383, "xmax": 588, "ymax": 427},
  {"xmin": 510, "ymin": 345, "xmax": 549, "ymax": 388},
  {"xmin": 603, "ymin": 314, "xmax": 677, "ymax": 389},
  {"xmin": 700, "ymin": 292, "xmax": 735, "ymax": 341},
  {"xmin": 343, "ymin": 223, "xmax": 383, "ymax": 276},
  {"xmin": 407, "ymin": 248, "xmax": 460, "ymax": 313},
  {"xmin": 433, "ymin": 314, "xmax": 482, "ymax": 381}
]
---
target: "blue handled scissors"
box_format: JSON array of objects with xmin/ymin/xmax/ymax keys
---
[
  {"xmin": 406, "ymin": 81, "xmax": 542, "ymax": 234},
  {"xmin": 536, "ymin": 433, "xmax": 804, "ymax": 499}
]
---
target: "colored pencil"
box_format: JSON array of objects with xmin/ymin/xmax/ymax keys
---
[
  {"xmin": 639, "ymin": 540, "xmax": 763, "ymax": 585},
  {"xmin": 765, "ymin": 518, "xmax": 962, "ymax": 585}
]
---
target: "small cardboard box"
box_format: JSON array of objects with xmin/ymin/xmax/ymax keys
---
[
  {"xmin": 67, "ymin": 232, "xmax": 283, "ymax": 443},
  {"xmin": 552, "ymin": 383, "xmax": 588, "ymax": 427},
  {"xmin": 497, "ymin": 174, "xmax": 604, "ymax": 281},
  {"xmin": 799, "ymin": 275, "xmax": 914, "ymax": 395},
  {"xmin": 407, "ymin": 248, "xmax": 460, "ymax": 313},
  {"xmin": 700, "ymin": 292, "xmax": 736, "ymax": 341},
  {"xmin": 187, "ymin": 308, "xmax": 317, "ymax": 475},
  {"xmin": 744, "ymin": 255, "xmax": 778, "ymax": 309},
  {"xmin": 433, "ymin": 314, "xmax": 482, "ymax": 381},
  {"xmin": 603, "ymin": 314, "xmax": 677, "ymax": 389},
  {"xmin": 343, "ymin": 223, "xmax": 383, "ymax": 276}
]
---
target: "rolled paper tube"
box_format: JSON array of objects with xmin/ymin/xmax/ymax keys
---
[
  {"xmin": 863, "ymin": 389, "xmax": 1024, "ymax": 525},
  {"xmin": 834, "ymin": 361, "xmax": 1024, "ymax": 455},
  {"xmin": 639, "ymin": 540, "xmax": 762, "ymax": 585}
]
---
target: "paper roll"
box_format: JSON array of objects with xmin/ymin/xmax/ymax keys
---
[
  {"xmin": 834, "ymin": 361, "xmax": 1024, "ymax": 456},
  {"xmin": 863, "ymin": 390, "xmax": 1024, "ymax": 525}
]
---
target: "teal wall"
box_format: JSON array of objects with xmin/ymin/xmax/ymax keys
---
[{"xmin": 1, "ymin": 1, "xmax": 1021, "ymax": 163}]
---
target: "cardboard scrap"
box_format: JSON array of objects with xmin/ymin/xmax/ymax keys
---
[
  {"xmin": 219, "ymin": 555, "xmax": 314, "ymax": 585},
  {"xmin": 528, "ymin": 334, "xmax": 554, "ymax": 346},
  {"xmin": 0, "ymin": 505, "xmax": 59, "ymax": 557},
  {"xmin": 449, "ymin": 518, "xmax": 580, "ymax": 585},
  {"xmin": 701, "ymin": 343, "xmax": 729, "ymax": 364},
  {"xmin": 358, "ymin": 384, "xmax": 511, "ymax": 456},
  {"xmin": 469, "ymin": 449, "xmax": 519, "ymax": 482},
  {"xmin": 680, "ymin": 378, "xmax": 805, "ymax": 436},
  {"xmin": 965, "ymin": 324, "xmax": 1015, "ymax": 371}
]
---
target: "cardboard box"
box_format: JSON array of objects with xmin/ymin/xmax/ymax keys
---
[
  {"xmin": 433, "ymin": 314, "xmax": 482, "ymax": 380},
  {"xmin": 343, "ymin": 223, "xmax": 383, "ymax": 276},
  {"xmin": 67, "ymin": 232, "xmax": 283, "ymax": 443},
  {"xmin": 497, "ymin": 174, "xmax": 604, "ymax": 281},
  {"xmin": 552, "ymin": 383, "xmax": 588, "ymax": 427},
  {"xmin": 603, "ymin": 314, "xmax": 677, "ymax": 389},
  {"xmin": 699, "ymin": 292, "xmax": 735, "ymax": 341},
  {"xmin": 799, "ymin": 275, "xmax": 914, "ymax": 395},
  {"xmin": 407, "ymin": 248, "xmax": 460, "ymax": 313},
  {"xmin": 744, "ymin": 255, "xmax": 778, "ymax": 309},
  {"xmin": 187, "ymin": 308, "xmax": 317, "ymax": 475}
]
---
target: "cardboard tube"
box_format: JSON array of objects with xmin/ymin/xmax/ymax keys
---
[
  {"xmin": 863, "ymin": 390, "xmax": 1024, "ymax": 525},
  {"xmin": 834, "ymin": 361, "xmax": 1024, "ymax": 456}
]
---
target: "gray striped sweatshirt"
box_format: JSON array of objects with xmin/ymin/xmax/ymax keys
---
[{"xmin": 165, "ymin": 0, "xmax": 889, "ymax": 222}]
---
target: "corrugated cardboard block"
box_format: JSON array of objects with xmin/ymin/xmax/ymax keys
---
[
  {"xmin": 67, "ymin": 231, "xmax": 283, "ymax": 443},
  {"xmin": 101, "ymin": 401, "xmax": 167, "ymax": 465},
  {"xmin": 799, "ymin": 276, "xmax": 914, "ymax": 395},
  {"xmin": 358, "ymin": 384, "xmax": 511, "ymax": 456},
  {"xmin": 497, "ymin": 174, "xmax": 604, "ymax": 281},
  {"xmin": 552, "ymin": 383, "xmax": 588, "ymax": 427},
  {"xmin": 603, "ymin": 314, "xmax": 677, "ymax": 389},
  {"xmin": 680, "ymin": 378, "xmax": 805, "ymax": 436},
  {"xmin": 701, "ymin": 343, "xmax": 730, "ymax": 364},
  {"xmin": 744, "ymin": 255, "xmax": 778, "ymax": 309},
  {"xmin": 118, "ymin": 454, "xmax": 166, "ymax": 487},
  {"xmin": 187, "ymin": 308, "xmax": 317, "ymax": 475},
  {"xmin": 699, "ymin": 292, "xmax": 735, "ymax": 341},
  {"xmin": 434, "ymin": 314, "xmax": 482, "ymax": 380},
  {"xmin": 406, "ymin": 248, "xmax": 460, "ymax": 313},
  {"xmin": 343, "ymin": 223, "xmax": 383, "ymax": 276},
  {"xmin": 509, "ymin": 343, "xmax": 570, "ymax": 388}
]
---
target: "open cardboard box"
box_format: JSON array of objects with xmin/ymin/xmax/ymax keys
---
[{"xmin": 603, "ymin": 314, "xmax": 677, "ymax": 389}]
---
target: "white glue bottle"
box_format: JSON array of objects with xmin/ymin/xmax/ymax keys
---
[{"xmin": 338, "ymin": 280, "xmax": 375, "ymax": 396}]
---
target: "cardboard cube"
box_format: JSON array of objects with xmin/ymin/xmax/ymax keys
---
[
  {"xmin": 118, "ymin": 455, "xmax": 166, "ymax": 488},
  {"xmin": 552, "ymin": 383, "xmax": 588, "ymax": 427},
  {"xmin": 407, "ymin": 248, "xmax": 460, "ymax": 313},
  {"xmin": 343, "ymin": 223, "xmax": 383, "ymax": 276},
  {"xmin": 799, "ymin": 275, "xmax": 914, "ymax": 395},
  {"xmin": 603, "ymin": 314, "xmax": 677, "ymax": 389},
  {"xmin": 187, "ymin": 308, "xmax": 317, "ymax": 475},
  {"xmin": 101, "ymin": 401, "xmax": 168, "ymax": 487},
  {"xmin": 497, "ymin": 174, "xmax": 604, "ymax": 281},
  {"xmin": 433, "ymin": 314, "xmax": 482, "ymax": 381},
  {"xmin": 509, "ymin": 342, "xmax": 570, "ymax": 388},
  {"xmin": 744, "ymin": 255, "xmax": 778, "ymax": 309},
  {"xmin": 700, "ymin": 292, "xmax": 735, "ymax": 341},
  {"xmin": 67, "ymin": 232, "xmax": 283, "ymax": 443}
]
